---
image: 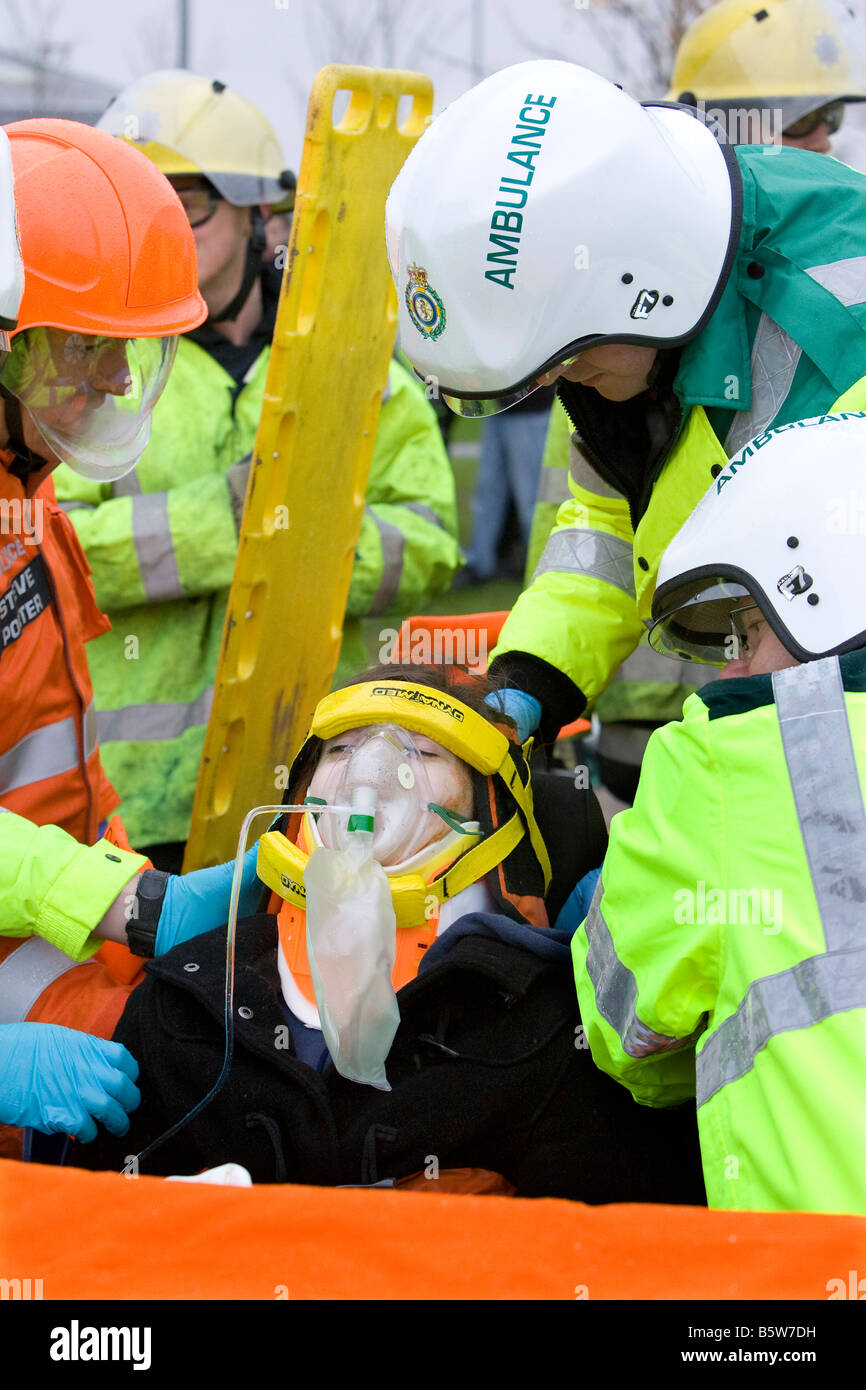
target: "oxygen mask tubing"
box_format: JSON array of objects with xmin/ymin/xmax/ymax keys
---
[{"xmin": 129, "ymin": 797, "xmax": 356, "ymax": 1171}]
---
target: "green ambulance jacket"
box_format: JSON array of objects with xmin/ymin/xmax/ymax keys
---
[
  {"xmin": 573, "ymin": 652, "xmax": 866, "ymax": 1215},
  {"xmin": 53, "ymin": 348, "xmax": 459, "ymax": 845},
  {"xmin": 491, "ymin": 146, "xmax": 866, "ymax": 733}
]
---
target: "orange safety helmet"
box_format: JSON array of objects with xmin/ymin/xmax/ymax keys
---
[
  {"xmin": 0, "ymin": 119, "xmax": 206, "ymax": 480},
  {"xmin": 7, "ymin": 118, "xmax": 204, "ymax": 338}
]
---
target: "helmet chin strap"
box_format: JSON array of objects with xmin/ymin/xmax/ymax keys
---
[
  {"xmin": 208, "ymin": 207, "xmax": 267, "ymax": 325},
  {"xmin": 0, "ymin": 384, "xmax": 50, "ymax": 481}
]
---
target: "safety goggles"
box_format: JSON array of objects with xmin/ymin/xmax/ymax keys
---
[
  {"xmin": 0, "ymin": 326, "xmax": 177, "ymax": 481},
  {"xmin": 174, "ymin": 184, "xmax": 223, "ymax": 228},
  {"xmin": 783, "ymin": 100, "xmax": 845, "ymax": 139},
  {"xmin": 728, "ymin": 601, "xmax": 774, "ymax": 660}
]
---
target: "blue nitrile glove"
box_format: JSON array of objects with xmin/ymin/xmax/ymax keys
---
[
  {"xmin": 554, "ymin": 865, "xmax": 603, "ymax": 936},
  {"xmin": 0, "ymin": 1023, "xmax": 140, "ymax": 1142},
  {"xmin": 155, "ymin": 844, "xmax": 263, "ymax": 956},
  {"xmin": 484, "ymin": 689, "xmax": 542, "ymax": 743}
]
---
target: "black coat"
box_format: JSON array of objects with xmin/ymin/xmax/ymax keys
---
[{"xmin": 77, "ymin": 913, "xmax": 706, "ymax": 1204}]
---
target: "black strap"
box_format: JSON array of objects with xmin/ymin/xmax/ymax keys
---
[
  {"xmin": 127, "ymin": 868, "xmax": 170, "ymax": 958},
  {"xmin": 209, "ymin": 208, "xmax": 267, "ymax": 325},
  {"xmin": 0, "ymin": 383, "xmax": 48, "ymax": 481}
]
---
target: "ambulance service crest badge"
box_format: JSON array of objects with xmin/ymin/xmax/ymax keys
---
[{"xmin": 405, "ymin": 263, "xmax": 446, "ymax": 340}]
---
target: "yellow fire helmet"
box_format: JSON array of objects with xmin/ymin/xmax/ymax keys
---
[
  {"xmin": 667, "ymin": 0, "xmax": 866, "ymax": 129},
  {"xmin": 256, "ymin": 679, "xmax": 553, "ymax": 930},
  {"xmin": 97, "ymin": 68, "xmax": 296, "ymax": 210}
]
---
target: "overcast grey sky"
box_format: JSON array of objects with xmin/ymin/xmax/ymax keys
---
[
  {"xmin": 11, "ymin": 0, "xmax": 866, "ymax": 169},
  {"xmin": 15, "ymin": 0, "xmax": 620, "ymax": 164}
]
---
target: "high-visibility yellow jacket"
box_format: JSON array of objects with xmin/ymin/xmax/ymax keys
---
[{"xmin": 573, "ymin": 650, "xmax": 866, "ymax": 1215}]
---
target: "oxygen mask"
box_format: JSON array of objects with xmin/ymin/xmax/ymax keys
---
[{"xmin": 307, "ymin": 723, "xmax": 473, "ymax": 867}]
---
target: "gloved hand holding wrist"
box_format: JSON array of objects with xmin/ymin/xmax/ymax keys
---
[
  {"xmin": 0, "ymin": 1023, "xmax": 140, "ymax": 1142},
  {"xmin": 484, "ymin": 688, "xmax": 542, "ymax": 743},
  {"xmin": 154, "ymin": 844, "xmax": 263, "ymax": 956}
]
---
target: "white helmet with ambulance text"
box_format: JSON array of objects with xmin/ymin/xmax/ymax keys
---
[
  {"xmin": 385, "ymin": 60, "xmax": 736, "ymax": 416},
  {"xmin": 648, "ymin": 412, "xmax": 866, "ymax": 665}
]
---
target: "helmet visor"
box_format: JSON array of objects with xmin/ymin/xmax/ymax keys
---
[
  {"xmin": 1, "ymin": 327, "xmax": 177, "ymax": 481},
  {"xmin": 648, "ymin": 578, "xmax": 753, "ymax": 665},
  {"xmin": 438, "ymin": 352, "xmax": 584, "ymax": 419}
]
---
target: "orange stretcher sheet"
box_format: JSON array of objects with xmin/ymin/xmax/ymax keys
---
[{"xmin": 1, "ymin": 1159, "xmax": 864, "ymax": 1300}]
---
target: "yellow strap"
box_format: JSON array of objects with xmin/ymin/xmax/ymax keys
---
[
  {"xmin": 494, "ymin": 737, "xmax": 552, "ymax": 892},
  {"xmin": 428, "ymin": 813, "xmax": 525, "ymax": 909},
  {"xmin": 257, "ymin": 817, "xmax": 525, "ymax": 929},
  {"xmin": 312, "ymin": 681, "xmax": 510, "ymax": 774}
]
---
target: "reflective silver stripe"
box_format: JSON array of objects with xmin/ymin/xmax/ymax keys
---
[
  {"xmin": 367, "ymin": 508, "xmax": 405, "ymax": 616},
  {"xmin": 724, "ymin": 258, "xmax": 866, "ymax": 458},
  {"xmin": 58, "ymin": 500, "xmax": 95, "ymax": 515},
  {"xmin": 131, "ymin": 493, "xmax": 184, "ymax": 602},
  {"xmin": 0, "ymin": 700, "xmax": 97, "ymax": 794},
  {"xmin": 402, "ymin": 501, "xmax": 446, "ymax": 531},
  {"xmin": 537, "ymin": 466, "xmax": 571, "ymax": 506},
  {"xmin": 382, "ymin": 375, "xmax": 392, "ymax": 405},
  {"xmin": 111, "ymin": 471, "xmax": 142, "ymax": 498},
  {"xmin": 532, "ymin": 528, "xmax": 636, "ymax": 597},
  {"xmin": 97, "ymin": 685, "xmax": 214, "ymax": 744},
  {"xmin": 806, "ymin": 256, "xmax": 866, "ymax": 307},
  {"xmin": 584, "ymin": 881, "xmax": 691, "ymax": 1057},
  {"xmin": 569, "ymin": 437, "xmax": 624, "ymax": 499},
  {"xmin": 697, "ymin": 657, "xmax": 866, "ymax": 1106},
  {"xmin": 84, "ymin": 700, "xmax": 98, "ymax": 760},
  {"xmin": 724, "ymin": 312, "xmax": 802, "ymax": 456},
  {"xmin": 773, "ymin": 657, "xmax": 866, "ymax": 952},
  {"xmin": 696, "ymin": 949, "xmax": 866, "ymax": 1107},
  {"xmin": 0, "ymin": 937, "xmax": 81, "ymax": 1024}
]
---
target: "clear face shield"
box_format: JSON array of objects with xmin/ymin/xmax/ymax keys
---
[
  {"xmin": 0, "ymin": 326, "xmax": 177, "ymax": 481},
  {"xmin": 648, "ymin": 578, "xmax": 756, "ymax": 665},
  {"xmin": 306, "ymin": 723, "xmax": 474, "ymax": 867}
]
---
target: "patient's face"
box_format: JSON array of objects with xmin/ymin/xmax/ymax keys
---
[{"xmin": 307, "ymin": 725, "xmax": 474, "ymax": 865}]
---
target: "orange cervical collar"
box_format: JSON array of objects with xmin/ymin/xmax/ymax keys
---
[{"xmin": 276, "ymin": 818, "xmax": 462, "ymax": 1010}]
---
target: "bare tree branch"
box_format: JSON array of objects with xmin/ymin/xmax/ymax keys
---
[{"xmin": 584, "ymin": 0, "xmax": 715, "ymax": 94}]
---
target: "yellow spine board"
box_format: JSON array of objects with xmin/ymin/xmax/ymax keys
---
[{"xmin": 184, "ymin": 65, "xmax": 433, "ymax": 870}]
